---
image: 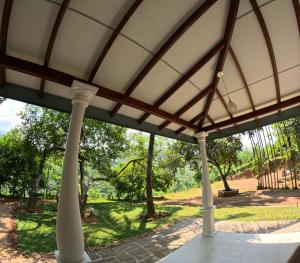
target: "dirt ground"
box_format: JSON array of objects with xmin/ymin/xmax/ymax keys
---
[{"xmin": 161, "ymin": 178, "xmax": 300, "ymax": 207}]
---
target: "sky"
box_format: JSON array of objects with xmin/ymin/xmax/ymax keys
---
[
  {"xmin": 0, "ymin": 98, "xmax": 252, "ymax": 148},
  {"xmin": 0, "ymin": 99, "xmax": 26, "ymax": 135}
]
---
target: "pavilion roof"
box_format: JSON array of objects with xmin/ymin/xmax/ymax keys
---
[{"xmin": 0, "ymin": 0, "xmax": 299, "ymax": 142}]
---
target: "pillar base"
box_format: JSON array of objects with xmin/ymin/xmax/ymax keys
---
[
  {"xmin": 55, "ymin": 251, "xmax": 91, "ymax": 263},
  {"xmin": 201, "ymin": 206, "xmax": 216, "ymax": 237}
]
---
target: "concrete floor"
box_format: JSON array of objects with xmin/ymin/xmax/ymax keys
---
[{"xmin": 159, "ymin": 231, "xmax": 300, "ymax": 263}]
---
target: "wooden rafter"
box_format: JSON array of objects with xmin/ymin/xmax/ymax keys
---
[
  {"xmin": 110, "ymin": 0, "xmax": 218, "ymax": 116},
  {"xmin": 0, "ymin": 0, "xmax": 13, "ymax": 86},
  {"xmin": 138, "ymin": 39, "xmax": 225, "ymax": 124},
  {"xmin": 159, "ymin": 84, "xmax": 213, "ymax": 130},
  {"xmin": 39, "ymin": 0, "xmax": 70, "ymax": 97},
  {"xmin": 88, "ymin": 0, "xmax": 143, "ymax": 82},
  {"xmin": 292, "ymin": 0, "xmax": 300, "ymax": 36},
  {"xmin": 229, "ymin": 46, "xmax": 255, "ymax": 110},
  {"xmin": 2, "ymin": 54, "xmax": 300, "ymax": 136},
  {"xmin": 0, "ymin": 54, "xmax": 197, "ymax": 131},
  {"xmin": 250, "ymin": 0, "xmax": 280, "ymax": 103},
  {"xmin": 198, "ymin": 0, "xmax": 240, "ymax": 129},
  {"xmin": 202, "ymin": 95, "xmax": 300, "ymax": 132}
]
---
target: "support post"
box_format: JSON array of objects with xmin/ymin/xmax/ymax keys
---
[
  {"xmin": 195, "ymin": 132, "xmax": 216, "ymax": 237},
  {"xmin": 55, "ymin": 81, "xmax": 98, "ymax": 263}
]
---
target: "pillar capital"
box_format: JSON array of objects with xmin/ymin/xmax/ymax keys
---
[
  {"xmin": 71, "ymin": 81, "xmax": 98, "ymax": 107},
  {"xmin": 194, "ymin": 131, "xmax": 208, "ymax": 142}
]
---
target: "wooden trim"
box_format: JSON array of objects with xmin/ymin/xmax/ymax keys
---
[
  {"xmin": 39, "ymin": 0, "xmax": 70, "ymax": 97},
  {"xmin": 88, "ymin": 0, "xmax": 143, "ymax": 82},
  {"xmin": 0, "ymin": 0, "xmax": 13, "ymax": 86},
  {"xmin": 198, "ymin": 0, "xmax": 240, "ymax": 128},
  {"xmin": 110, "ymin": 0, "xmax": 218, "ymax": 116},
  {"xmin": 292, "ymin": 0, "xmax": 300, "ymax": 36},
  {"xmin": 159, "ymin": 84, "xmax": 213, "ymax": 130},
  {"xmin": 0, "ymin": 54, "xmax": 197, "ymax": 130},
  {"xmin": 229, "ymin": 46, "xmax": 255, "ymax": 110},
  {"xmin": 202, "ymin": 96, "xmax": 300, "ymax": 131},
  {"xmin": 250, "ymin": 0, "xmax": 280, "ymax": 103},
  {"xmin": 138, "ymin": 39, "xmax": 224, "ymax": 124}
]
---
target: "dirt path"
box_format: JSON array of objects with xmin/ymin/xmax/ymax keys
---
[
  {"xmin": 0, "ymin": 198, "xmax": 54, "ymax": 263},
  {"xmin": 161, "ymin": 189, "xmax": 300, "ymax": 207}
]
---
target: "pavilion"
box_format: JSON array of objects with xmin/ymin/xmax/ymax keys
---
[{"xmin": 0, "ymin": 0, "xmax": 299, "ymax": 262}]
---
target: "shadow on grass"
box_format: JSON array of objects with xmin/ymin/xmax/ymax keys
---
[{"xmin": 16, "ymin": 201, "xmax": 184, "ymax": 253}]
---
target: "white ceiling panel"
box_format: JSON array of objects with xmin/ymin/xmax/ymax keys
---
[
  {"xmin": 122, "ymin": 0, "xmax": 199, "ymax": 52},
  {"xmin": 159, "ymin": 82, "xmax": 199, "ymax": 114},
  {"xmin": 163, "ymin": 0, "xmax": 228, "ymax": 73},
  {"xmin": 49, "ymin": 9, "xmax": 111, "ymax": 79},
  {"xmin": 279, "ymin": 66, "xmax": 300, "ymax": 97},
  {"xmin": 6, "ymin": 69, "xmax": 40, "ymax": 91},
  {"xmin": 145, "ymin": 115, "xmax": 165, "ymax": 126},
  {"xmin": 69, "ymin": 0, "xmax": 132, "ymax": 29},
  {"xmin": 93, "ymin": 35, "xmax": 150, "ymax": 93},
  {"xmin": 131, "ymin": 61, "xmax": 180, "ymax": 105},
  {"xmin": 249, "ymin": 77, "xmax": 277, "ymax": 106},
  {"xmin": 260, "ymin": 0, "xmax": 300, "ymax": 72},
  {"xmin": 180, "ymin": 99, "xmax": 206, "ymax": 121},
  {"xmin": 7, "ymin": 0, "xmax": 58, "ymax": 65},
  {"xmin": 231, "ymin": 11, "xmax": 273, "ymax": 84},
  {"xmin": 189, "ymin": 53, "xmax": 219, "ymax": 91},
  {"xmin": 118, "ymin": 105, "xmax": 145, "ymax": 119}
]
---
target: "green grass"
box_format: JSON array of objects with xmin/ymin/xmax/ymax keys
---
[
  {"xmin": 16, "ymin": 201, "xmax": 199, "ymax": 253},
  {"xmin": 16, "ymin": 201, "xmax": 300, "ymax": 254}
]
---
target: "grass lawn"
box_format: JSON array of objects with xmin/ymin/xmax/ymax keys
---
[{"xmin": 16, "ymin": 201, "xmax": 300, "ymax": 254}]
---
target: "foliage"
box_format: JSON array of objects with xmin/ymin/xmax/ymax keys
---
[
  {"xmin": 0, "ymin": 129, "xmax": 37, "ymax": 196},
  {"xmin": 111, "ymin": 133, "xmax": 185, "ymax": 200},
  {"xmin": 207, "ymin": 136, "xmax": 242, "ymax": 191}
]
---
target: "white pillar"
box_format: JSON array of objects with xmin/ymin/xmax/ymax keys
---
[
  {"xmin": 55, "ymin": 81, "xmax": 98, "ymax": 263},
  {"xmin": 195, "ymin": 132, "xmax": 216, "ymax": 237}
]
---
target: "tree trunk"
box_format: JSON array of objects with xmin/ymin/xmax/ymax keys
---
[
  {"xmin": 215, "ymin": 162, "xmax": 231, "ymax": 191},
  {"xmin": 27, "ymin": 150, "xmax": 47, "ymax": 211},
  {"xmin": 79, "ymin": 159, "xmax": 88, "ymax": 217},
  {"xmin": 146, "ymin": 133, "xmax": 155, "ymax": 218}
]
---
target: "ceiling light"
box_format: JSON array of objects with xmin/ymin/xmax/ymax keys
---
[{"xmin": 217, "ymin": 71, "xmax": 238, "ymax": 113}]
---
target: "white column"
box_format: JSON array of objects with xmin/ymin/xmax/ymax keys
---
[
  {"xmin": 195, "ymin": 132, "xmax": 216, "ymax": 237},
  {"xmin": 55, "ymin": 81, "xmax": 98, "ymax": 263}
]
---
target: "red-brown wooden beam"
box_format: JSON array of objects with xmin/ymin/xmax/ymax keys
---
[
  {"xmin": 2, "ymin": 54, "xmax": 300, "ymax": 136},
  {"xmin": 0, "ymin": 54, "xmax": 197, "ymax": 131},
  {"xmin": 138, "ymin": 39, "xmax": 225, "ymax": 124},
  {"xmin": 229, "ymin": 46, "xmax": 255, "ymax": 110},
  {"xmin": 88, "ymin": 0, "xmax": 143, "ymax": 82},
  {"xmin": 159, "ymin": 84, "xmax": 213, "ymax": 130},
  {"xmin": 202, "ymin": 95, "xmax": 300, "ymax": 132},
  {"xmin": 110, "ymin": 0, "xmax": 218, "ymax": 116},
  {"xmin": 198, "ymin": 0, "xmax": 240, "ymax": 129},
  {"xmin": 0, "ymin": 0, "xmax": 13, "ymax": 86},
  {"xmin": 39, "ymin": 0, "xmax": 70, "ymax": 97},
  {"xmin": 249, "ymin": 0, "xmax": 280, "ymax": 103},
  {"xmin": 292, "ymin": 0, "xmax": 300, "ymax": 36}
]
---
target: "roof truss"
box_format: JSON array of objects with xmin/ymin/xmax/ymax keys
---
[{"xmin": 110, "ymin": 0, "xmax": 218, "ymax": 116}]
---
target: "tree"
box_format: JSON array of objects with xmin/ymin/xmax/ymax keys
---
[
  {"xmin": 207, "ymin": 136, "xmax": 242, "ymax": 191},
  {"xmin": 0, "ymin": 129, "xmax": 37, "ymax": 196},
  {"xmin": 19, "ymin": 105, "xmax": 69, "ymax": 210},
  {"xmin": 146, "ymin": 133, "xmax": 155, "ymax": 218},
  {"xmin": 78, "ymin": 118, "xmax": 127, "ymax": 216}
]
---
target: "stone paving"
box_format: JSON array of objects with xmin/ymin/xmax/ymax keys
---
[{"xmin": 88, "ymin": 218, "xmax": 300, "ymax": 263}]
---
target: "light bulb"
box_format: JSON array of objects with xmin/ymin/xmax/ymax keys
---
[{"xmin": 227, "ymin": 99, "xmax": 238, "ymax": 113}]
